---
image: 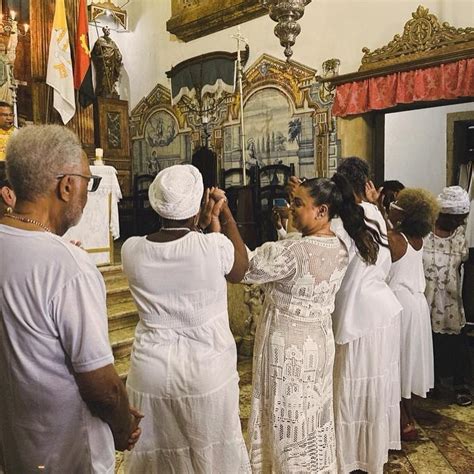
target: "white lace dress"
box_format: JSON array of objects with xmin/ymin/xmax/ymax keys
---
[{"xmin": 243, "ymin": 235, "xmax": 349, "ymax": 473}]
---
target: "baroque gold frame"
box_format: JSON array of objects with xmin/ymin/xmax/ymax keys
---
[{"xmin": 218, "ymin": 54, "xmax": 336, "ymax": 178}]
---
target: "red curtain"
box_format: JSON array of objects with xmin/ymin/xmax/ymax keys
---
[{"xmin": 332, "ymin": 58, "xmax": 474, "ymax": 117}]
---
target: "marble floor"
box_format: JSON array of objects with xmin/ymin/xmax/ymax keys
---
[{"xmin": 116, "ymin": 356, "xmax": 474, "ymax": 473}]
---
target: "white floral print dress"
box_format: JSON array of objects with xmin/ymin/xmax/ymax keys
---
[{"xmin": 423, "ymin": 226, "xmax": 469, "ymax": 335}]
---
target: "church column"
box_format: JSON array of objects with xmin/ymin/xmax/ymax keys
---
[{"xmin": 30, "ymin": 0, "xmax": 95, "ymax": 154}]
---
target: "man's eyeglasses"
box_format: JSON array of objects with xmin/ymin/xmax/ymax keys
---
[{"xmin": 56, "ymin": 173, "xmax": 102, "ymax": 192}]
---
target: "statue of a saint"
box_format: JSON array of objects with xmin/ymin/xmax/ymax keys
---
[{"xmin": 91, "ymin": 27, "xmax": 123, "ymax": 98}]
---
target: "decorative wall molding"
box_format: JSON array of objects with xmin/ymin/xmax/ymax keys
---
[
  {"xmin": 360, "ymin": 5, "xmax": 474, "ymax": 71},
  {"xmin": 237, "ymin": 53, "xmax": 317, "ymax": 119},
  {"xmin": 322, "ymin": 5, "xmax": 474, "ymax": 86},
  {"xmin": 221, "ymin": 54, "xmax": 338, "ymax": 178}
]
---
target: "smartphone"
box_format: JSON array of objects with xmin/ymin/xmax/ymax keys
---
[{"xmin": 273, "ymin": 198, "xmax": 289, "ymax": 208}]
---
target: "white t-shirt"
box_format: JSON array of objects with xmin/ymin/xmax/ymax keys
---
[{"xmin": 0, "ymin": 225, "xmax": 115, "ymax": 474}]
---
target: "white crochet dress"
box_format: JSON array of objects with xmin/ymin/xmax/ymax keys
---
[{"xmin": 243, "ymin": 235, "xmax": 348, "ymax": 473}]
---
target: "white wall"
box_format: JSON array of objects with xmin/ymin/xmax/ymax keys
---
[
  {"xmin": 384, "ymin": 102, "xmax": 474, "ymax": 195},
  {"xmin": 88, "ymin": 0, "xmax": 474, "ymax": 109}
]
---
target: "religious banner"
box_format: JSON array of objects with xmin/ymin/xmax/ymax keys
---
[
  {"xmin": 46, "ymin": 0, "xmax": 75, "ymax": 124},
  {"xmin": 74, "ymin": 0, "xmax": 94, "ymax": 107},
  {"xmin": 166, "ymin": 51, "xmax": 242, "ymax": 105}
]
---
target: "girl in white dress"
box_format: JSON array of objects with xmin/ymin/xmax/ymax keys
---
[
  {"xmin": 386, "ymin": 188, "xmax": 439, "ymax": 440},
  {"xmin": 121, "ymin": 165, "xmax": 250, "ymax": 473},
  {"xmin": 244, "ymin": 174, "xmax": 385, "ymax": 473},
  {"xmin": 332, "ymin": 157, "xmax": 402, "ymax": 474}
]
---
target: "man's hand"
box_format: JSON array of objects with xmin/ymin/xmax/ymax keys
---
[{"xmin": 126, "ymin": 407, "xmax": 144, "ymax": 451}]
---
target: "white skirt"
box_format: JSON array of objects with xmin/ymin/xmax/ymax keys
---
[
  {"xmin": 333, "ymin": 313, "xmax": 401, "ymax": 474},
  {"xmin": 123, "ymin": 315, "xmax": 250, "ymax": 474},
  {"xmin": 395, "ymin": 288, "xmax": 434, "ymax": 398}
]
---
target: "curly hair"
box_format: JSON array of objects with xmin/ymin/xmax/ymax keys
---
[
  {"xmin": 336, "ymin": 157, "xmax": 370, "ymax": 198},
  {"xmin": 395, "ymin": 188, "xmax": 439, "ymax": 238}
]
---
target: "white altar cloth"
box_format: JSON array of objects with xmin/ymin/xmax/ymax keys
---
[{"xmin": 63, "ymin": 165, "xmax": 122, "ymax": 265}]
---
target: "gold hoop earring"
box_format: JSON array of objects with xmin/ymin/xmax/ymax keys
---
[{"xmin": 5, "ymin": 206, "xmax": 13, "ymax": 214}]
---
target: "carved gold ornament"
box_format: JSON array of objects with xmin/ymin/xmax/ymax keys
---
[{"xmin": 360, "ymin": 5, "xmax": 474, "ymax": 71}]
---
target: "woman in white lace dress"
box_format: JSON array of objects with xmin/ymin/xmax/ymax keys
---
[
  {"xmin": 332, "ymin": 157, "xmax": 402, "ymax": 474},
  {"xmin": 244, "ymin": 174, "xmax": 384, "ymax": 473},
  {"xmin": 122, "ymin": 165, "xmax": 250, "ymax": 473}
]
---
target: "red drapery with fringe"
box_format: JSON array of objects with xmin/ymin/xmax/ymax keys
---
[{"xmin": 332, "ymin": 58, "xmax": 474, "ymax": 117}]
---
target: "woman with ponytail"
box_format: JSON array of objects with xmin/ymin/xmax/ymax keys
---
[
  {"xmin": 242, "ymin": 174, "xmax": 381, "ymax": 473},
  {"xmin": 332, "ymin": 157, "xmax": 402, "ymax": 474}
]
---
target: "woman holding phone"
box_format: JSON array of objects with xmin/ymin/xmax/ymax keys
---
[{"xmin": 243, "ymin": 174, "xmax": 384, "ymax": 473}]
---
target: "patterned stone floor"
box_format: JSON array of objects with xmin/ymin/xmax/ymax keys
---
[{"xmin": 116, "ymin": 356, "xmax": 473, "ymax": 473}]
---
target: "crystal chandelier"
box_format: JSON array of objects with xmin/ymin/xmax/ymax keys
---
[{"xmin": 260, "ymin": 0, "xmax": 312, "ymax": 61}]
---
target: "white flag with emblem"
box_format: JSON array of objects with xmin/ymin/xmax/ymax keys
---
[{"xmin": 46, "ymin": 0, "xmax": 75, "ymax": 124}]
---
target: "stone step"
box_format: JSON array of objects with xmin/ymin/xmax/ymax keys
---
[
  {"xmin": 110, "ymin": 325, "xmax": 136, "ymax": 360},
  {"xmin": 108, "ymin": 300, "xmax": 139, "ymax": 332},
  {"xmin": 100, "ymin": 264, "xmax": 124, "ymax": 282},
  {"xmin": 106, "ymin": 276, "xmax": 134, "ymax": 306}
]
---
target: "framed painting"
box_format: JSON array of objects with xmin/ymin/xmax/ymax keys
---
[{"xmin": 95, "ymin": 97, "xmax": 130, "ymax": 158}]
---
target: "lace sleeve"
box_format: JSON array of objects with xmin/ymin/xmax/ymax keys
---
[{"xmin": 243, "ymin": 241, "xmax": 296, "ymax": 284}]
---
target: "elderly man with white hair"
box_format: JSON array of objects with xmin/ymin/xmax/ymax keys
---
[
  {"xmin": 422, "ymin": 185, "xmax": 472, "ymax": 407},
  {"xmin": 121, "ymin": 164, "xmax": 250, "ymax": 473},
  {"xmin": 0, "ymin": 125, "xmax": 142, "ymax": 473}
]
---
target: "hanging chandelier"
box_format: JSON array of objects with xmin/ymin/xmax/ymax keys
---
[{"xmin": 260, "ymin": 0, "xmax": 312, "ymax": 61}]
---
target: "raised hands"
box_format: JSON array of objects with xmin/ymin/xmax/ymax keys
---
[
  {"xmin": 365, "ymin": 180, "xmax": 382, "ymax": 204},
  {"xmin": 287, "ymin": 176, "xmax": 302, "ymax": 199},
  {"xmin": 198, "ymin": 187, "xmax": 228, "ymax": 232}
]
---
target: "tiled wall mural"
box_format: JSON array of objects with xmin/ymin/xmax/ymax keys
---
[{"xmin": 130, "ymin": 54, "xmax": 340, "ymax": 181}]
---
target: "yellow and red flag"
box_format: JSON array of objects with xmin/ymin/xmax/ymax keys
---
[
  {"xmin": 74, "ymin": 0, "xmax": 94, "ymax": 107},
  {"xmin": 46, "ymin": 0, "xmax": 75, "ymax": 124}
]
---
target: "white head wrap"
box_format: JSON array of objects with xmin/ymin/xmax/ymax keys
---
[
  {"xmin": 437, "ymin": 186, "xmax": 470, "ymax": 215},
  {"xmin": 148, "ymin": 164, "xmax": 203, "ymax": 220}
]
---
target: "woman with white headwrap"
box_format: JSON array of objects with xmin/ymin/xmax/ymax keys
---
[
  {"xmin": 422, "ymin": 185, "xmax": 472, "ymax": 407},
  {"xmin": 121, "ymin": 165, "xmax": 250, "ymax": 473}
]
